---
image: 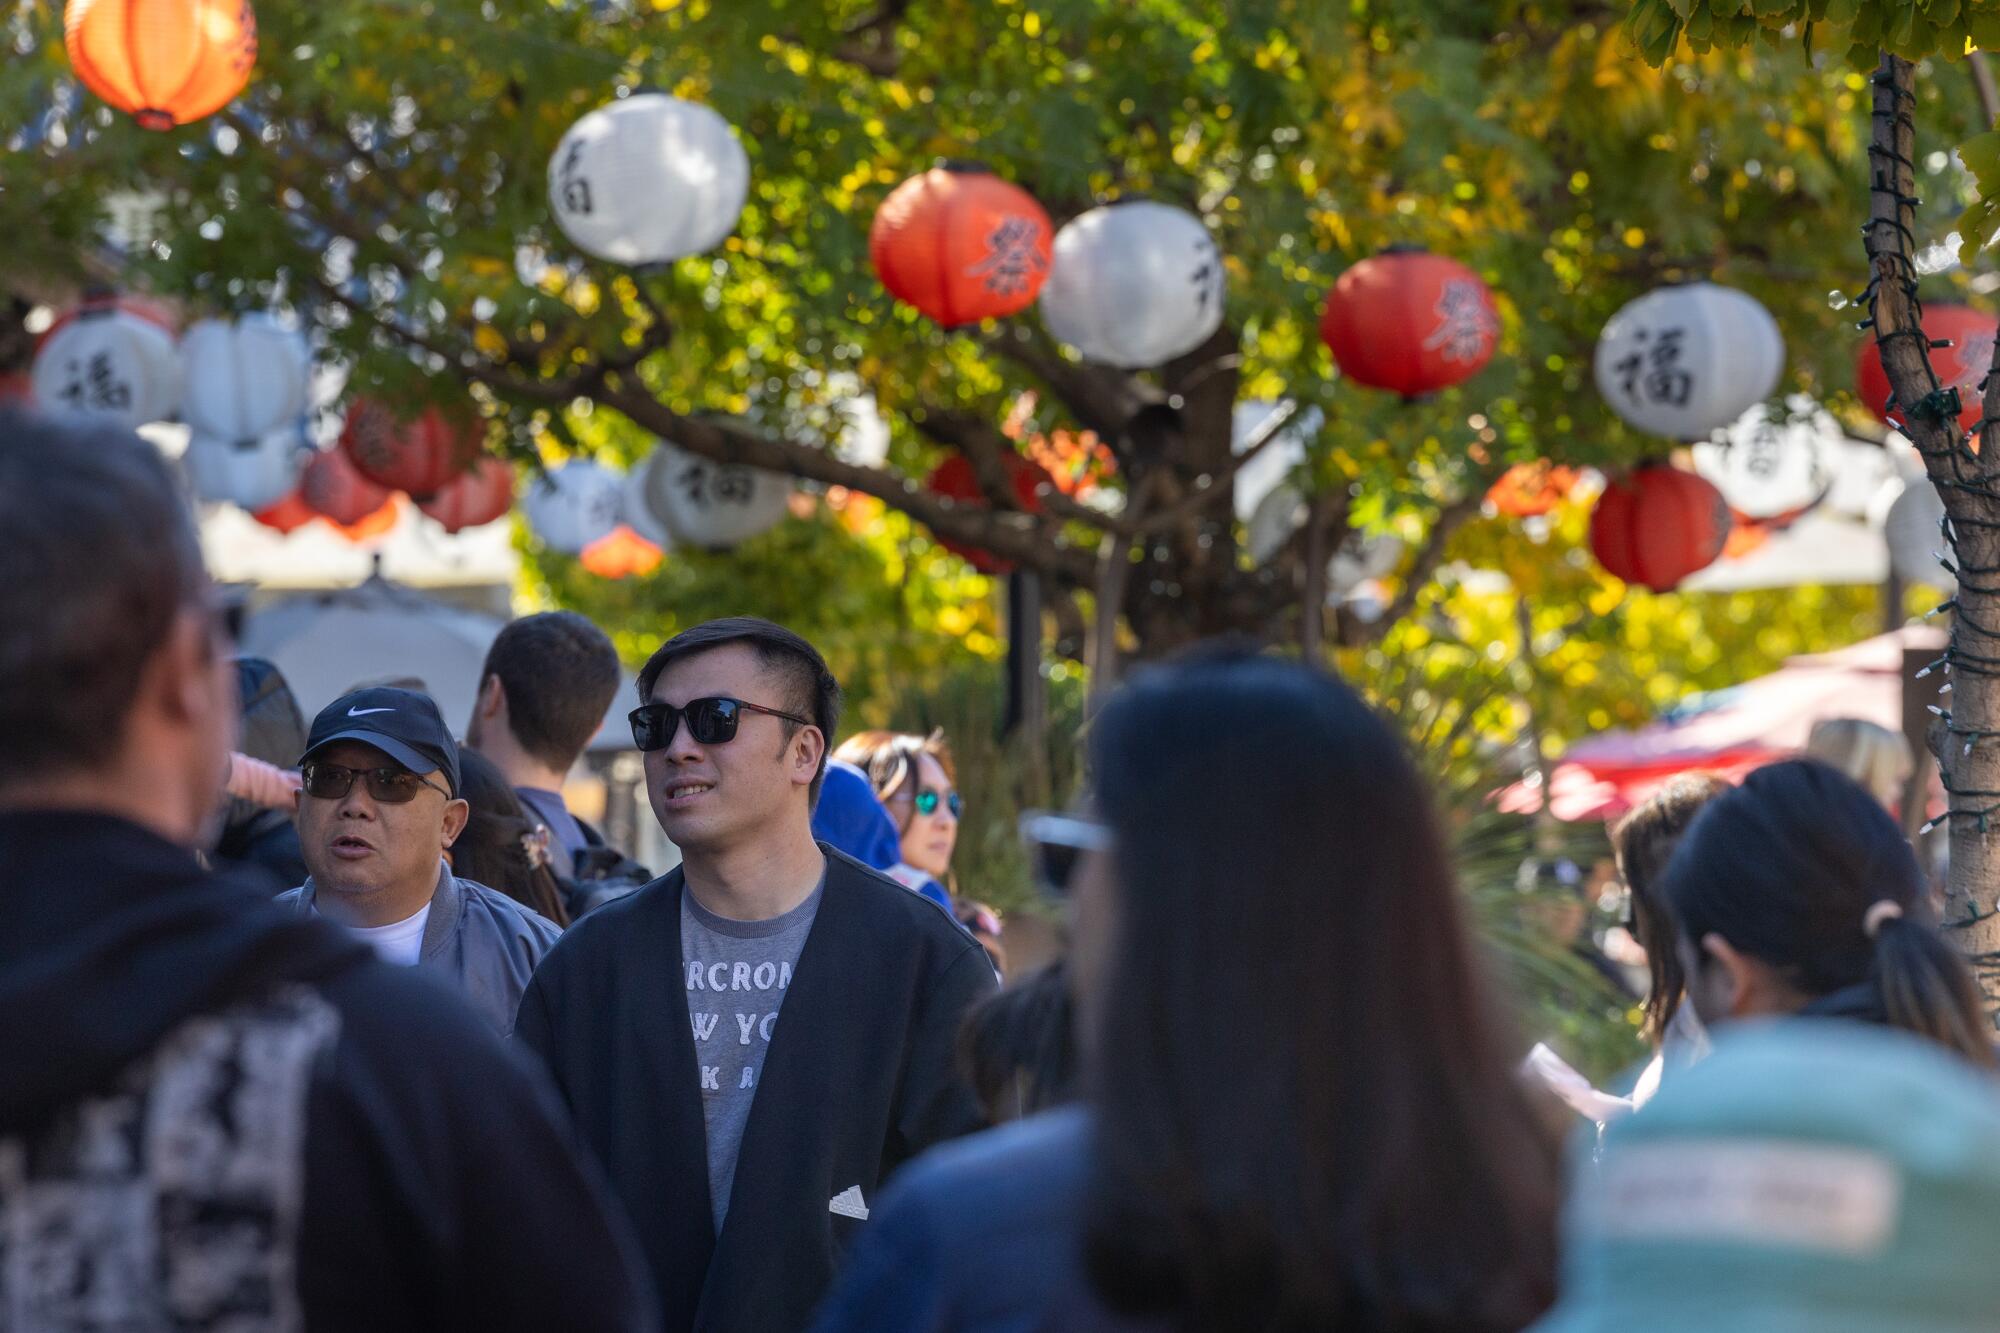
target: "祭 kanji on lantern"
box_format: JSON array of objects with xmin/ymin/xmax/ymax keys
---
[
  {"xmin": 578, "ymin": 525, "xmax": 665, "ymax": 579},
  {"xmin": 1588, "ymin": 464, "xmax": 1732, "ymax": 593},
  {"xmin": 416, "ymin": 456, "xmax": 514, "ymax": 533},
  {"xmin": 547, "ymin": 92, "xmax": 750, "ymax": 266},
  {"xmin": 182, "ymin": 426, "xmax": 306, "ymax": 513},
  {"xmin": 1855, "ymin": 302, "xmax": 1995, "ymax": 437},
  {"xmin": 1318, "ymin": 247, "xmax": 1500, "ymax": 397},
  {"xmin": 922, "ymin": 453, "xmax": 1052, "ymax": 574},
  {"xmin": 870, "ymin": 164, "xmax": 1054, "ymax": 327},
  {"xmin": 180, "ymin": 314, "xmax": 311, "ymax": 447},
  {"xmin": 1037, "ymin": 200, "xmax": 1227, "ymax": 367},
  {"xmin": 338, "ymin": 399, "xmax": 487, "ymax": 501},
  {"xmin": 64, "ymin": 0, "xmax": 258, "ymax": 131},
  {"xmin": 30, "ymin": 297, "xmax": 181, "ymax": 429},
  {"xmin": 1592, "ymin": 282, "xmax": 1784, "ymax": 441},
  {"xmin": 636, "ymin": 442, "xmax": 791, "ymax": 551},
  {"xmin": 523, "ymin": 460, "xmax": 624, "ymax": 554},
  {"xmin": 300, "ymin": 445, "xmax": 392, "ymax": 527}
]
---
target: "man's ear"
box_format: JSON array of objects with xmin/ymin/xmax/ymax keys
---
[
  {"xmin": 440, "ymin": 797, "xmax": 470, "ymax": 849},
  {"xmin": 477, "ymin": 674, "xmax": 505, "ymax": 721},
  {"xmin": 792, "ymin": 726, "xmax": 826, "ymax": 788}
]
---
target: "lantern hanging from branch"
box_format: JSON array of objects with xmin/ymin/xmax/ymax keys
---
[
  {"xmin": 579, "ymin": 526, "xmax": 665, "ymax": 579},
  {"xmin": 338, "ymin": 399, "xmax": 486, "ymax": 500},
  {"xmin": 548, "ymin": 93, "xmax": 750, "ymax": 265},
  {"xmin": 637, "ymin": 442, "xmax": 790, "ymax": 551},
  {"xmin": 871, "ymin": 164, "xmax": 1053, "ymax": 327},
  {"xmin": 184, "ymin": 427, "xmax": 305, "ymax": 513},
  {"xmin": 64, "ymin": 0, "xmax": 257, "ymax": 131},
  {"xmin": 31, "ymin": 298, "xmax": 180, "ymax": 428},
  {"xmin": 300, "ymin": 446, "xmax": 392, "ymax": 527},
  {"xmin": 1318, "ymin": 247, "xmax": 1499, "ymax": 397},
  {"xmin": 417, "ymin": 456, "xmax": 514, "ymax": 533},
  {"xmin": 1855, "ymin": 302, "xmax": 1993, "ymax": 436},
  {"xmin": 180, "ymin": 315, "xmax": 310, "ymax": 446},
  {"xmin": 252, "ymin": 490, "xmax": 317, "ymax": 535},
  {"xmin": 922, "ymin": 453, "xmax": 1051, "ymax": 574},
  {"xmin": 523, "ymin": 461, "xmax": 624, "ymax": 554},
  {"xmin": 1037, "ymin": 200, "xmax": 1225, "ymax": 367},
  {"xmin": 1588, "ymin": 464, "xmax": 1731, "ymax": 593},
  {"xmin": 620, "ymin": 451, "xmax": 676, "ymax": 550},
  {"xmin": 1593, "ymin": 282, "xmax": 1784, "ymax": 441},
  {"xmin": 1689, "ymin": 400, "xmax": 1839, "ymax": 523},
  {"xmin": 1487, "ymin": 462, "xmax": 1582, "ymax": 518}
]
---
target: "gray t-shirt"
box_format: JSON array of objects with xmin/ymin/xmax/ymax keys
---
[{"xmin": 681, "ymin": 873, "xmax": 825, "ymax": 1232}]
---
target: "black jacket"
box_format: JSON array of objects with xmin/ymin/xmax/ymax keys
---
[
  {"xmin": 0, "ymin": 810, "xmax": 657, "ymax": 1331},
  {"xmin": 516, "ymin": 846, "xmax": 999, "ymax": 1333}
]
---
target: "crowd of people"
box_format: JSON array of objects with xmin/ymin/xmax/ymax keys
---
[{"xmin": 10, "ymin": 404, "xmax": 2000, "ymax": 1332}]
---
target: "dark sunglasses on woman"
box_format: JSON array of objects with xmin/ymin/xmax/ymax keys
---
[
  {"xmin": 300, "ymin": 761, "xmax": 451, "ymax": 804},
  {"xmin": 629, "ymin": 696, "xmax": 815, "ymax": 751}
]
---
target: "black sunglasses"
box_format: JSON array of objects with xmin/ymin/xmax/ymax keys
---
[
  {"xmin": 301, "ymin": 761, "xmax": 451, "ymax": 804},
  {"xmin": 1019, "ymin": 810, "xmax": 1114, "ymax": 895},
  {"xmin": 630, "ymin": 696, "xmax": 816, "ymax": 751}
]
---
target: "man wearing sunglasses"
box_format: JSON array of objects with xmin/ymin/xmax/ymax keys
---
[
  {"xmin": 518, "ymin": 616, "xmax": 997, "ymax": 1333},
  {"xmin": 276, "ymin": 686, "xmax": 562, "ymax": 1036}
]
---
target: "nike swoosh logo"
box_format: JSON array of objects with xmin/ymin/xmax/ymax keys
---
[{"xmin": 347, "ymin": 707, "xmax": 395, "ymax": 716}]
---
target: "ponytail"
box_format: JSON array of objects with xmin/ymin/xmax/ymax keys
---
[{"xmin": 1872, "ymin": 915, "xmax": 1996, "ymax": 1068}]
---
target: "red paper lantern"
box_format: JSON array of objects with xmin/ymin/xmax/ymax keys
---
[
  {"xmin": 338, "ymin": 399, "xmax": 486, "ymax": 500},
  {"xmin": 64, "ymin": 0, "xmax": 257, "ymax": 131},
  {"xmin": 1588, "ymin": 465, "xmax": 1731, "ymax": 593},
  {"xmin": 326, "ymin": 496, "xmax": 400, "ymax": 543},
  {"xmin": 579, "ymin": 525, "xmax": 665, "ymax": 579},
  {"xmin": 1855, "ymin": 302, "xmax": 1994, "ymax": 436},
  {"xmin": 300, "ymin": 446, "xmax": 392, "ymax": 526},
  {"xmin": 870, "ymin": 165, "xmax": 1053, "ymax": 327},
  {"xmin": 923, "ymin": 453, "xmax": 1051, "ymax": 574},
  {"xmin": 417, "ymin": 456, "xmax": 514, "ymax": 533},
  {"xmin": 252, "ymin": 490, "xmax": 317, "ymax": 534},
  {"xmin": 1487, "ymin": 462, "xmax": 1581, "ymax": 518},
  {"xmin": 1319, "ymin": 247, "xmax": 1500, "ymax": 397}
]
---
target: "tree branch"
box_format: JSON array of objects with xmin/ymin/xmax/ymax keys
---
[
  {"xmin": 1353, "ymin": 490, "xmax": 1487, "ymax": 644},
  {"xmin": 981, "ymin": 326, "xmax": 1164, "ymax": 441}
]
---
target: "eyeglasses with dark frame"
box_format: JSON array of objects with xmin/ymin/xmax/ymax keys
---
[
  {"xmin": 892, "ymin": 785, "xmax": 964, "ymax": 820},
  {"xmin": 629, "ymin": 696, "xmax": 817, "ymax": 752},
  {"xmin": 300, "ymin": 761, "xmax": 452, "ymax": 804},
  {"xmin": 1018, "ymin": 810, "xmax": 1114, "ymax": 896}
]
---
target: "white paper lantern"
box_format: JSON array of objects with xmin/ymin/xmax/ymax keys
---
[
  {"xmin": 1690, "ymin": 399, "xmax": 1839, "ymax": 520},
  {"xmin": 620, "ymin": 450, "xmax": 676, "ymax": 550},
  {"xmin": 1884, "ymin": 479, "xmax": 1954, "ymax": 590},
  {"xmin": 180, "ymin": 315, "xmax": 312, "ymax": 446},
  {"xmin": 1328, "ymin": 530, "xmax": 1405, "ymax": 601},
  {"xmin": 1246, "ymin": 483, "xmax": 1306, "ymax": 564},
  {"xmin": 1593, "ymin": 282, "xmax": 1784, "ymax": 441},
  {"xmin": 31, "ymin": 306, "xmax": 180, "ymax": 429},
  {"xmin": 524, "ymin": 461, "xmax": 624, "ymax": 554},
  {"xmin": 548, "ymin": 93, "xmax": 750, "ymax": 265},
  {"xmin": 640, "ymin": 442, "xmax": 791, "ymax": 550},
  {"xmin": 1038, "ymin": 201, "xmax": 1226, "ymax": 367},
  {"xmin": 183, "ymin": 427, "xmax": 308, "ymax": 512}
]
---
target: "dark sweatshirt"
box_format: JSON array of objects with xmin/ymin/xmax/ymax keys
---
[{"xmin": 0, "ymin": 810, "xmax": 657, "ymax": 1331}]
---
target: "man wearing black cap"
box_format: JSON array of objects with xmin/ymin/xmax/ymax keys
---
[{"xmin": 277, "ymin": 686, "xmax": 562, "ymax": 1035}]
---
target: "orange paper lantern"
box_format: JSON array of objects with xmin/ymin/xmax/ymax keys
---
[
  {"xmin": 1487, "ymin": 462, "xmax": 1581, "ymax": 518},
  {"xmin": 339, "ymin": 399, "xmax": 486, "ymax": 500},
  {"xmin": 1855, "ymin": 302, "xmax": 1994, "ymax": 436},
  {"xmin": 923, "ymin": 453, "xmax": 1052, "ymax": 575},
  {"xmin": 1319, "ymin": 247, "xmax": 1500, "ymax": 397},
  {"xmin": 64, "ymin": 0, "xmax": 258, "ymax": 131},
  {"xmin": 579, "ymin": 525, "xmax": 664, "ymax": 579},
  {"xmin": 870, "ymin": 165, "xmax": 1053, "ymax": 327},
  {"xmin": 326, "ymin": 495, "xmax": 400, "ymax": 544},
  {"xmin": 417, "ymin": 456, "xmax": 514, "ymax": 533},
  {"xmin": 1588, "ymin": 465, "xmax": 1730, "ymax": 593},
  {"xmin": 252, "ymin": 489, "xmax": 317, "ymax": 534},
  {"xmin": 300, "ymin": 447, "xmax": 392, "ymax": 527}
]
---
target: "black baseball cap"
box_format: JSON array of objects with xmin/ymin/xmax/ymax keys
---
[{"xmin": 300, "ymin": 687, "xmax": 462, "ymax": 796}]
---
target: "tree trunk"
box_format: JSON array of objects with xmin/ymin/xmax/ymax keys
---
[{"xmin": 1868, "ymin": 53, "xmax": 2000, "ymax": 1012}]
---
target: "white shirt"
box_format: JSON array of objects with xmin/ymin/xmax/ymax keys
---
[{"xmin": 341, "ymin": 902, "xmax": 432, "ymax": 966}]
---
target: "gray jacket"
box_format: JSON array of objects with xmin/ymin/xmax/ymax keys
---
[{"xmin": 276, "ymin": 864, "xmax": 561, "ymax": 1035}]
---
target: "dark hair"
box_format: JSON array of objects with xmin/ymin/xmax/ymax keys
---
[
  {"xmin": 0, "ymin": 409, "xmax": 208, "ymax": 786},
  {"xmin": 1660, "ymin": 759, "xmax": 1993, "ymax": 1067},
  {"xmin": 1609, "ymin": 773, "xmax": 1729, "ymax": 1044},
  {"xmin": 452, "ymin": 749, "xmax": 570, "ymax": 927},
  {"xmin": 957, "ymin": 961, "xmax": 1077, "ymax": 1126},
  {"xmin": 1082, "ymin": 648, "xmax": 1558, "ymax": 1331},
  {"xmin": 479, "ymin": 612, "xmax": 622, "ymax": 771},
  {"xmin": 636, "ymin": 617, "xmax": 841, "ymax": 802}
]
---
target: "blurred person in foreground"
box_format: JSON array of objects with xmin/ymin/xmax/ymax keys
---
[
  {"xmin": 1660, "ymin": 758, "xmax": 1992, "ymax": 1067},
  {"xmin": 811, "ymin": 647, "xmax": 1559, "ymax": 1333},
  {"xmin": 1531, "ymin": 1022, "xmax": 2000, "ymax": 1332},
  {"xmin": 517, "ymin": 617, "xmax": 997, "ymax": 1332},
  {"xmin": 276, "ymin": 687, "xmax": 562, "ymax": 1036},
  {"xmin": 0, "ymin": 410, "xmax": 653, "ymax": 1329},
  {"xmin": 454, "ymin": 747, "xmax": 571, "ymax": 925}
]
